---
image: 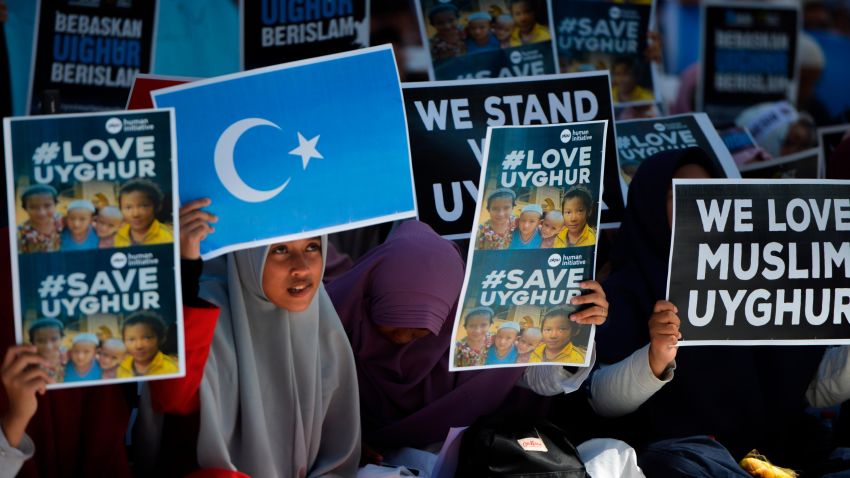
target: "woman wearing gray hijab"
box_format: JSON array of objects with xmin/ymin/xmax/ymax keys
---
[{"xmin": 148, "ymin": 199, "xmax": 360, "ymax": 477}]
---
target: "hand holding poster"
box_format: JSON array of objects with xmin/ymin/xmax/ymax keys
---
[
  {"xmin": 28, "ymin": 0, "xmax": 158, "ymax": 114},
  {"xmin": 552, "ymin": 0, "xmax": 657, "ymax": 106},
  {"xmin": 667, "ymin": 180, "xmax": 850, "ymax": 345},
  {"xmin": 451, "ymin": 120, "xmax": 607, "ymax": 370},
  {"xmin": 4, "ymin": 109, "xmax": 183, "ymax": 388},
  {"xmin": 415, "ymin": 0, "xmax": 556, "ymax": 81},
  {"xmin": 154, "ymin": 45, "xmax": 416, "ymax": 259}
]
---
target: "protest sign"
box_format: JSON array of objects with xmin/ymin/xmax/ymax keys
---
[
  {"xmin": 615, "ymin": 113, "xmax": 738, "ymax": 203},
  {"xmin": 740, "ymin": 147, "xmax": 819, "ymax": 179},
  {"xmin": 697, "ymin": 1, "xmax": 800, "ymax": 125},
  {"xmin": 450, "ymin": 121, "xmax": 606, "ymax": 370},
  {"xmin": 718, "ymin": 125, "xmax": 771, "ymax": 167},
  {"xmin": 153, "ymin": 45, "xmax": 416, "ymax": 259},
  {"xmin": 552, "ymin": 0, "xmax": 657, "ymax": 106},
  {"xmin": 819, "ymin": 124, "xmax": 850, "ymax": 179},
  {"xmin": 667, "ymin": 179, "xmax": 850, "ymax": 345},
  {"xmin": 27, "ymin": 0, "xmax": 158, "ymax": 114},
  {"xmin": 403, "ymin": 71, "xmax": 621, "ymax": 238},
  {"xmin": 126, "ymin": 74, "xmax": 195, "ymax": 110},
  {"xmin": 4, "ymin": 109, "xmax": 183, "ymax": 388},
  {"xmin": 415, "ymin": 0, "xmax": 556, "ymax": 81},
  {"xmin": 241, "ymin": 0, "xmax": 369, "ymax": 70}
]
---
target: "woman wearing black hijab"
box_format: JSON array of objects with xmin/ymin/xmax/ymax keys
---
[{"xmin": 589, "ymin": 148, "xmax": 835, "ymax": 475}]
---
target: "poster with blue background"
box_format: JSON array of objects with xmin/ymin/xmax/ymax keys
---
[
  {"xmin": 153, "ymin": 45, "xmax": 416, "ymax": 259},
  {"xmin": 4, "ymin": 109, "xmax": 183, "ymax": 388},
  {"xmin": 451, "ymin": 121, "xmax": 606, "ymax": 371},
  {"xmin": 552, "ymin": 0, "xmax": 656, "ymax": 107},
  {"xmin": 416, "ymin": 0, "xmax": 557, "ymax": 81}
]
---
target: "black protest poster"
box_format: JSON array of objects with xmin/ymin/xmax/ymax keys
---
[
  {"xmin": 241, "ymin": 0, "xmax": 369, "ymax": 70},
  {"xmin": 698, "ymin": 1, "xmax": 799, "ymax": 125},
  {"xmin": 615, "ymin": 113, "xmax": 738, "ymax": 204},
  {"xmin": 28, "ymin": 0, "xmax": 157, "ymax": 114},
  {"xmin": 819, "ymin": 124, "xmax": 850, "ymax": 179},
  {"xmin": 740, "ymin": 147, "xmax": 820, "ymax": 179},
  {"xmin": 402, "ymin": 71, "xmax": 621, "ymax": 238},
  {"xmin": 668, "ymin": 179, "xmax": 850, "ymax": 345}
]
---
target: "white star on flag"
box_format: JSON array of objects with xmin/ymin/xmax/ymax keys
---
[{"xmin": 289, "ymin": 132, "xmax": 323, "ymax": 169}]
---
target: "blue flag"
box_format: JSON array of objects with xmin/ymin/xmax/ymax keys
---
[{"xmin": 153, "ymin": 45, "xmax": 416, "ymax": 258}]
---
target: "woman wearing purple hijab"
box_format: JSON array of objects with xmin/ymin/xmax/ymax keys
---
[{"xmin": 326, "ymin": 220, "xmax": 602, "ymax": 455}]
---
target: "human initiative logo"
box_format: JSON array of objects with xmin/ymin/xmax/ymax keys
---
[
  {"xmin": 560, "ymin": 128, "xmax": 572, "ymax": 143},
  {"xmin": 110, "ymin": 252, "xmax": 128, "ymax": 269},
  {"xmin": 548, "ymin": 253, "xmax": 562, "ymax": 267},
  {"xmin": 105, "ymin": 117, "xmax": 123, "ymax": 134}
]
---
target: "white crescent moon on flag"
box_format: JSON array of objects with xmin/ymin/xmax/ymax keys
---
[{"xmin": 214, "ymin": 118, "xmax": 290, "ymax": 203}]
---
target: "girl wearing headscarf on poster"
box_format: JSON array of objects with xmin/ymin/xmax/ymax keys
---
[
  {"xmin": 147, "ymin": 199, "xmax": 360, "ymax": 478},
  {"xmin": 327, "ymin": 221, "xmax": 622, "ymax": 472},
  {"xmin": 590, "ymin": 148, "xmax": 850, "ymax": 475}
]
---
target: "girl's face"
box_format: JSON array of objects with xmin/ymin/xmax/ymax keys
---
[
  {"xmin": 494, "ymin": 328, "xmax": 518, "ymax": 353},
  {"xmin": 562, "ymin": 197, "xmax": 589, "ymax": 235},
  {"xmin": 468, "ymin": 19, "xmax": 491, "ymax": 42},
  {"xmin": 32, "ymin": 327, "xmax": 62, "ymax": 361},
  {"xmin": 488, "ymin": 197, "xmax": 514, "ymax": 226},
  {"xmin": 120, "ymin": 191, "xmax": 157, "ymax": 233},
  {"xmin": 24, "ymin": 194, "xmax": 57, "ymax": 226},
  {"xmin": 542, "ymin": 315, "xmax": 572, "ymax": 351},
  {"xmin": 375, "ymin": 324, "xmax": 431, "ymax": 345},
  {"xmin": 493, "ymin": 20, "xmax": 514, "ymax": 41},
  {"xmin": 66, "ymin": 209, "xmax": 94, "ymax": 236},
  {"xmin": 94, "ymin": 215, "xmax": 122, "ymax": 238},
  {"xmin": 541, "ymin": 216, "xmax": 565, "ymax": 239},
  {"xmin": 262, "ymin": 237, "xmax": 323, "ymax": 312},
  {"xmin": 432, "ymin": 10, "xmax": 459, "ymax": 36},
  {"xmin": 124, "ymin": 323, "xmax": 159, "ymax": 363},
  {"xmin": 516, "ymin": 333, "xmax": 542, "ymax": 354},
  {"xmin": 464, "ymin": 314, "xmax": 491, "ymax": 341},
  {"xmin": 510, "ymin": 2, "xmax": 535, "ymax": 32},
  {"xmin": 518, "ymin": 212, "xmax": 541, "ymax": 236},
  {"xmin": 97, "ymin": 346, "xmax": 124, "ymax": 370},
  {"xmin": 69, "ymin": 342, "xmax": 96, "ymax": 368}
]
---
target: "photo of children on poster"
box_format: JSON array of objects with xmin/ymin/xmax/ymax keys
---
[
  {"xmin": 616, "ymin": 113, "xmax": 739, "ymax": 203},
  {"xmin": 667, "ymin": 180, "xmax": 850, "ymax": 344},
  {"xmin": 451, "ymin": 120, "xmax": 606, "ymax": 370},
  {"xmin": 4, "ymin": 109, "xmax": 183, "ymax": 388},
  {"xmin": 28, "ymin": 0, "xmax": 158, "ymax": 114},
  {"xmin": 698, "ymin": 1, "xmax": 800, "ymax": 125},
  {"xmin": 402, "ymin": 71, "xmax": 622, "ymax": 239},
  {"xmin": 241, "ymin": 0, "xmax": 369, "ymax": 69},
  {"xmin": 416, "ymin": 0, "xmax": 556, "ymax": 81},
  {"xmin": 552, "ymin": 0, "xmax": 656, "ymax": 106}
]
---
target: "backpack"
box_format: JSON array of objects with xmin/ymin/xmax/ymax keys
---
[{"xmin": 456, "ymin": 414, "xmax": 588, "ymax": 478}]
